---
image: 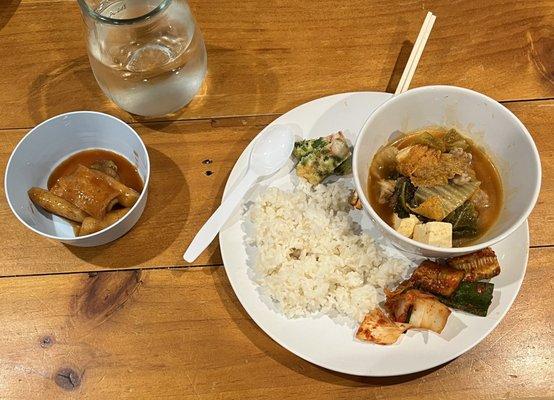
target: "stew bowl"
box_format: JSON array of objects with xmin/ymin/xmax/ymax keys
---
[{"xmin": 352, "ymin": 85, "xmax": 541, "ymax": 258}]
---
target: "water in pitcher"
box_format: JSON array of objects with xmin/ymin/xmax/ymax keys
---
[{"xmin": 86, "ymin": 0, "xmax": 207, "ymax": 116}]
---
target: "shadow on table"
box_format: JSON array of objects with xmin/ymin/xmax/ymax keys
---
[
  {"xmin": 27, "ymin": 42, "xmax": 279, "ymax": 127},
  {"xmin": 385, "ymin": 40, "xmax": 415, "ymax": 93},
  {"xmin": 140, "ymin": 113, "xmax": 266, "ymax": 265},
  {"xmin": 0, "ymin": 0, "xmax": 21, "ymax": 31},
  {"xmin": 27, "ymin": 55, "xmax": 116, "ymax": 124},
  {"xmin": 134, "ymin": 43, "xmax": 280, "ymax": 131},
  {"xmin": 191, "ymin": 125, "xmax": 263, "ymax": 265},
  {"xmin": 65, "ymin": 147, "xmax": 188, "ymax": 268},
  {"xmin": 212, "ymin": 269, "xmax": 449, "ymax": 386}
]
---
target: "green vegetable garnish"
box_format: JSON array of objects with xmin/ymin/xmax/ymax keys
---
[
  {"xmin": 293, "ymin": 133, "xmax": 352, "ymax": 185},
  {"xmin": 443, "ymin": 129, "xmax": 470, "ymax": 151},
  {"xmin": 413, "ymin": 131, "xmax": 446, "ymax": 152},
  {"xmin": 438, "ymin": 281, "xmax": 494, "ymax": 317},
  {"xmin": 334, "ymin": 155, "xmax": 352, "ymax": 175},
  {"xmin": 391, "ymin": 177, "xmax": 416, "ymax": 218},
  {"xmin": 445, "ymin": 201, "xmax": 479, "ymax": 239},
  {"xmin": 293, "ymin": 137, "xmax": 327, "ymax": 159}
]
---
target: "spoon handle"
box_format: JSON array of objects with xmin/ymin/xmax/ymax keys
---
[{"xmin": 183, "ymin": 170, "xmax": 259, "ymax": 263}]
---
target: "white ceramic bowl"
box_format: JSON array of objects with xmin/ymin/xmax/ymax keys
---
[
  {"xmin": 353, "ymin": 85, "xmax": 541, "ymax": 258},
  {"xmin": 4, "ymin": 111, "xmax": 150, "ymax": 247}
]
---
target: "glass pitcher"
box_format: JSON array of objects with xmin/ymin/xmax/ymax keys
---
[{"xmin": 77, "ymin": 0, "xmax": 207, "ymax": 117}]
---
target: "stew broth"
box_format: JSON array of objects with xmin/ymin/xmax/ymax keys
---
[
  {"xmin": 368, "ymin": 128, "xmax": 503, "ymax": 246},
  {"xmin": 48, "ymin": 149, "xmax": 143, "ymax": 192}
]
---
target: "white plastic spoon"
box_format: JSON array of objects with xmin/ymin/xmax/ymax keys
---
[{"xmin": 183, "ymin": 125, "xmax": 295, "ymax": 263}]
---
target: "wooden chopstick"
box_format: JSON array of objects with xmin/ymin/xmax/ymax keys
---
[{"xmin": 394, "ymin": 11, "xmax": 436, "ymax": 95}]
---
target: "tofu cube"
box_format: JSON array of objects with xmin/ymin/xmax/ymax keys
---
[
  {"xmin": 392, "ymin": 214, "xmax": 421, "ymax": 238},
  {"xmin": 413, "ymin": 222, "xmax": 453, "ymax": 248}
]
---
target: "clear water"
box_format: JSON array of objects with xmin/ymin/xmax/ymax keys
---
[{"xmin": 88, "ymin": 0, "xmax": 207, "ymax": 116}]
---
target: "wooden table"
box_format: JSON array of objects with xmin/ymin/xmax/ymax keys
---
[{"xmin": 0, "ymin": 0, "xmax": 552, "ymax": 398}]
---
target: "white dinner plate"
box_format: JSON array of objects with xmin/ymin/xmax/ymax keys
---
[{"xmin": 219, "ymin": 92, "xmax": 529, "ymax": 376}]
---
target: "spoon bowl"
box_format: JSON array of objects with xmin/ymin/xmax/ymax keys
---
[{"xmin": 250, "ymin": 125, "xmax": 295, "ymax": 176}]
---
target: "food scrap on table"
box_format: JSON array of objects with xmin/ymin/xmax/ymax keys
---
[{"xmin": 349, "ymin": 190, "xmax": 363, "ymax": 209}]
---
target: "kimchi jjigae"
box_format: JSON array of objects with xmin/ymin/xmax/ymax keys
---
[{"xmin": 367, "ymin": 128, "xmax": 502, "ymax": 248}]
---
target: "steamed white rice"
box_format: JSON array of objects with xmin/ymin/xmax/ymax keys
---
[{"xmin": 250, "ymin": 180, "xmax": 408, "ymax": 322}]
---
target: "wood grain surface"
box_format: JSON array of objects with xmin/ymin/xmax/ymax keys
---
[
  {"xmin": 0, "ymin": 101, "xmax": 552, "ymax": 276},
  {"xmin": 1, "ymin": 0, "xmax": 553, "ymax": 398},
  {"xmin": 0, "ymin": 247, "xmax": 551, "ymax": 399},
  {"xmin": 0, "ymin": 0, "xmax": 552, "ymax": 129}
]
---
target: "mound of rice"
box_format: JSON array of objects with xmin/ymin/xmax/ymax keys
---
[{"xmin": 250, "ymin": 180, "xmax": 408, "ymax": 322}]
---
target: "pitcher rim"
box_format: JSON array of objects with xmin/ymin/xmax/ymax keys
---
[{"xmin": 77, "ymin": 0, "xmax": 172, "ymax": 25}]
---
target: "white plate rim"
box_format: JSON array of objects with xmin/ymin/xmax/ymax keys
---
[{"xmin": 219, "ymin": 92, "xmax": 529, "ymax": 376}]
